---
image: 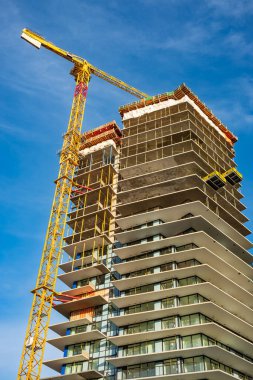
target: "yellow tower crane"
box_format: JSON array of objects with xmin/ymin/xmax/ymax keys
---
[{"xmin": 18, "ymin": 28, "xmax": 149, "ymax": 380}]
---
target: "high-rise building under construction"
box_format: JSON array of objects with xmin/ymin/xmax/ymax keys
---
[{"xmin": 42, "ymin": 84, "xmax": 253, "ymax": 380}]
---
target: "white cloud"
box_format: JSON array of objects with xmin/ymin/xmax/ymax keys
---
[{"xmin": 207, "ymin": 0, "xmax": 253, "ymax": 18}]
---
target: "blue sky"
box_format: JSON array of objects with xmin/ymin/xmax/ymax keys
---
[{"xmin": 1, "ymin": 0, "xmax": 253, "ymax": 378}]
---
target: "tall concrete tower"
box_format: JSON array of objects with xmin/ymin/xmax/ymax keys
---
[{"xmin": 43, "ymin": 84, "xmax": 253, "ymax": 380}]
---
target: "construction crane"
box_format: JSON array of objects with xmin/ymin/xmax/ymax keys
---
[{"xmin": 18, "ymin": 28, "xmax": 149, "ymax": 380}]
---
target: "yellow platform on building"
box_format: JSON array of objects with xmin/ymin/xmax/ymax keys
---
[{"xmin": 203, "ymin": 171, "xmax": 226, "ymax": 190}]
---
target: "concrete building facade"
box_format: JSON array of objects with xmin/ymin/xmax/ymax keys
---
[{"xmin": 43, "ymin": 84, "xmax": 253, "ymax": 380}]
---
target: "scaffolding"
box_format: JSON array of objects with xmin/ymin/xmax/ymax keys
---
[
  {"xmin": 61, "ymin": 121, "xmax": 120, "ymax": 286},
  {"xmin": 119, "ymin": 83, "xmax": 237, "ymax": 145}
]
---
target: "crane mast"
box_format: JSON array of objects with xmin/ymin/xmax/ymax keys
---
[{"xmin": 18, "ymin": 29, "xmax": 149, "ymax": 380}]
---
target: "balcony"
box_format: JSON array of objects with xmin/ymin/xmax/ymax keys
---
[
  {"xmin": 108, "ymin": 322, "xmax": 253, "ymax": 357},
  {"xmin": 118, "ymin": 173, "xmax": 245, "ymax": 213},
  {"xmin": 116, "ymin": 215, "xmax": 249, "ymax": 250},
  {"xmin": 58, "ymin": 263, "xmax": 110, "ymax": 287},
  {"xmin": 108, "ymin": 346, "xmax": 253, "ymax": 375},
  {"xmin": 115, "ymin": 371, "xmax": 249, "ymax": 380},
  {"xmin": 70, "ymin": 181, "xmax": 115, "ymax": 201},
  {"xmin": 112, "ymin": 264, "xmax": 253, "ymax": 302},
  {"xmin": 43, "ymin": 352, "xmax": 89, "ymax": 372},
  {"xmin": 116, "ymin": 200, "xmax": 251, "ymax": 249},
  {"xmin": 110, "ymin": 282, "xmax": 253, "ymax": 326},
  {"xmin": 48, "ymin": 330, "xmax": 106, "ymax": 351},
  {"xmin": 50, "ymin": 315, "xmax": 93, "ymax": 336},
  {"xmin": 110, "ymin": 301, "xmax": 253, "ymax": 342},
  {"xmin": 114, "ymin": 217, "xmax": 252, "ymax": 264},
  {"xmin": 116, "ymin": 179, "xmax": 248, "ymax": 236},
  {"xmin": 67, "ymin": 208, "xmax": 114, "ymax": 233},
  {"xmin": 63, "ymin": 234, "xmax": 113, "ymax": 257},
  {"xmin": 60, "ymin": 283, "xmax": 95, "ymax": 298},
  {"xmin": 54, "ymin": 289, "xmax": 109, "ymax": 318},
  {"xmin": 113, "ymin": 231, "xmax": 253, "ymax": 272},
  {"xmin": 42, "ymin": 369, "xmax": 102, "ymax": 380},
  {"xmin": 113, "ymin": 247, "xmax": 253, "ymax": 294},
  {"xmin": 59, "ymin": 255, "xmax": 97, "ymax": 274}
]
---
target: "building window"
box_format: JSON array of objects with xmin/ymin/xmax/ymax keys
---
[
  {"xmin": 177, "ymin": 259, "xmax": 200, "ymax": 268},
  {"xmin": 126, "ymin": 320, "xmax": 155, "ymax": 335},
  {"xmin": 65, "ymin": 362, "xmax": 84, "ymax": 374},
  {"xmin": 69, "ymin": 324, "xmax": 87, "ymax": 335},
  {"xmin": 125, "ymin": 341, "xmax": 155, "ymax": 356},
  {"xmin": 160, "ymin": 262, "xmax": 173, "ymax": 271},
  {"xmin": 180, "ymin": 294, "xmax": 207, "ymax": 305},
  {"xmin": 125, "ymin": 284, "xmax": 154, "ymax": 296},
  {"xmin": 182, "ymin": 334, "xmax": 202, "ymax": 349},
  {"xmin": 184, "ymin": 356, "xmax": 205, "ymax": 372},
  {"xmin": 178, "ymin": 276, "xmax": 204, "ymax": 287},
  {"xmin": 125, "ymin": 301, "xmax": 155, "ymax": 315},
  {"xmin": 163, "ymin": 337, "xmax": 177, "ymax": 351},
  {"xmin": 162, "ymin": 296, "xmax": 175, "ymax": 309},
  {"xmin": 164, "ymin": 359, "xmax": 178, "ymax": 374},
  {"xmin": 162, "ymin": 316, "xmax": 177, "ymax": 329},
  {"xmin": 180, "ymin": 313, "xmax": 210, "ymax": 327},
  {"xmin": 160, "ymin": 279, "xmax": 174, "ymax": 289}
]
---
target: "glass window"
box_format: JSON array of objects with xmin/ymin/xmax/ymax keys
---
[
  {"xmin": 126, "ymin": 284, "xmax": 154, "ymax": 296},
  {"xmin": 127, "ymin": 365, "xmax": 140, "ymax": 379},
  {"xmin": 90, "ymin": 358, "xmax": 99, "ymax": 370},
  {"xmin": 96, "ymin": 274, "xmax": 106, "ymax": 285},
  {"xmin": 184, "ymin": 356, "xmax": 204, "ymax": 372},
  {"xmin": 90, "ymin": 340, "xmax": 100, "ymax": 355},
  {"xmin": 126, "ymin": 341, "xmax": 155, "ymax": 356},
  {"xmin": 205, "ymin": 357, "xmax": 219, "ymax": 370},
  {"xmin": 143, "ymin": 341, "xmax": 155, "ymax": 354},
  {"xmin": 181, "ymin": 315, "xmax": 190, "ymax": 326},
  {"xmin": 133, "ymin": 345, "xmax": 141, "ymax": 355},
  {"xmin": 163, "ymin": 337, "xmax": 177, "ymax": 351},
  {"xmin": 179, "ymin": 276, "xmax": 203, "ymax": 286},
  {"xmin": 192, "ymin": 334, "xmax": 202, "ymax": 347},
  {"xmin": 160, "ymin": 246, "xmax": 174, "ymax": 255},
  {"xmin": 180, "ymin": 294, "xmax": 207, "ymax": 306},
  {"xmin": 126, "ymin": 320, "xmax": 155, "ymax": 334},
  {"xmin": 65, "ymin": 362, "xmax": 84, "ymax": 374},
  {"xmin": 182, "ymin": 336, "xmax": 192, "ymax": 348},
  {"xmin": 182, "ymin": 334, "xmax": 202, "ymax": 348},
  {"xmin": 147, "ymin": 320, "xmax": 155, "ymax": 331},
  {"xmin": 193, "ymin": 356, "xmax": 204, "ymax": 371},
  {"xmin": 164, "ymin": 359, "xmax": 178, "ymax": 374},
  {"xmin": 184, "ymin": 357, "xmax": 194, "ymax": 372},
  {"xmin": 206, "ymin": 336, "xmax": 215, "ymax": 346},
  {"xmin": 200, "ymin": 314, "xmax": 211, "ymax": 324},
  {"xmin": 73, "ymin": 344, "xmax": 82, "ymax": 355},
  {"xmin": 177, "ymin": 259, "xmax": 200, "ymax": 269},
  {"xmin": 95, "ymin": 305, "xmax": 103, "ymax": 317},
  {"xmin": 162, "ymin": 316, "xmax": 176, "ymax": 329},
  {"xmin": 161, "ymin": 279, "xmax": 173, "ymax": 289},
  {"xmin": 141, "ymin": 302, "xmax": 154, "ymax": 312},
  {"xmin": 178, "ymin": 277, "xmax": 188, "ymax": 286},
  {"xmin": 74, "ymin": 325, "xmax": 87, "ymax": 334},
  {"xmin": 162, "ymin": 297, "xmax": 175, "ymax": 308},
  {"xmin": 161, "ymin": 262, "xmax": 173, "ymax": 272},
  {"xmin": 127, "ymin": 323, "xmax": 139, "ymax": 334},
  {"xmin": 190, "ymin": 314, "xmax": 200, "ymax": 325}
]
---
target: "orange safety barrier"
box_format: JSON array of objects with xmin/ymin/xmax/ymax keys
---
[{"xmin": 80, "ymin": 121, "xmax": 122, "ymax": 149}]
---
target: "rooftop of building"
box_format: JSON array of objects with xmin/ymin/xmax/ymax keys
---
[
  {"xmin": 80, "ymin": 120, "xmax": 122, "ymax": 149},
  {"xmin": 119, "ymin": 83, "xmax": 237, "ymax": 145}
]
